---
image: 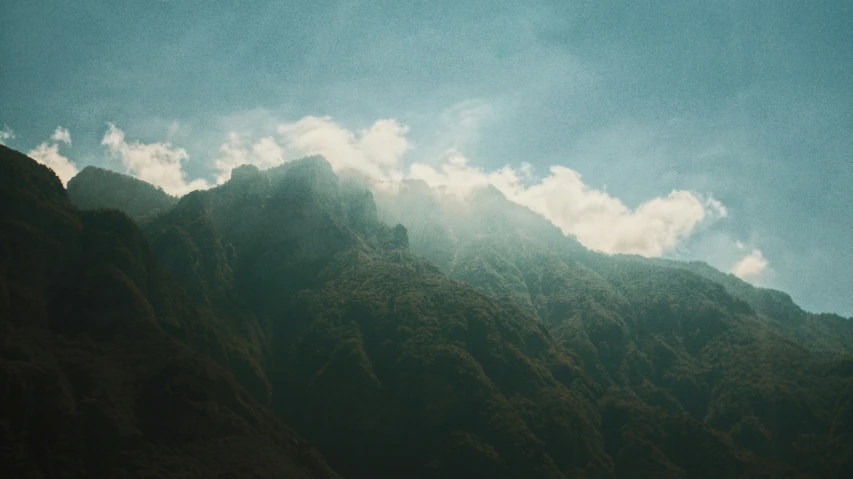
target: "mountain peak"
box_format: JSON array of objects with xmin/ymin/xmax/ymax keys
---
[{"xmin": 67, "ymin": 164, "xmax": 178, "ymax": 220}]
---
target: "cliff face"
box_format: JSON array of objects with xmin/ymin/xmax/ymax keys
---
[{"xmin": 8, "ymin": 144, "xmax": 852, "ymax": 478}]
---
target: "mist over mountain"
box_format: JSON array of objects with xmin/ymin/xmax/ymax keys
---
[{"xmin": 4, "ymin": 145, "xmax": 853, "ymax": 477}]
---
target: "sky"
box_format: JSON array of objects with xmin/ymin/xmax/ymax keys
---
[{"xmin": 1, "ymin": 0, "xmax": 851, "ymax": 316}]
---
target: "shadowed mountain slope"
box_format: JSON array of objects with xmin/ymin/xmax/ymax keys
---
[
  {"xmin": 33, "ymin": 149, "xmax": 853, "ymax": 478},
  {"xmin": 0, "ymin": 145, "xmax": 339, "ymax": 478}
]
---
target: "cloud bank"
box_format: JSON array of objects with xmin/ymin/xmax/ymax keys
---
[
  {"xmin": 272, "ymin": 118, "xmax": 728, "ymax": 256},
  {"xmin": 27, "ymin": 117, "xmax": 729, "ymax": 258}
]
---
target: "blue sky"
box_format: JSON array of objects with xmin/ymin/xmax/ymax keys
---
[{"xmin": 1, "ymin": 0, "xmax": 851, "ymax": 316}]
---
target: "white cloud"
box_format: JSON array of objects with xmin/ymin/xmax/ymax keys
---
[
  {"xmin": 101, "ymin": 123, "xmax": 210, "ymax": 196},
  {"xmin": 0, "ymin": 125, "xmax": 14, "ymax": 145},
  {"xmin": 409, "ymin": 149, "xmax": 493, "ymax": 197},
  {"xmin": 268, "ymin": 115, "xmax": 728, "ymax": 257},
  {"xmin": 27, "ymin": 142, "xmax": 79, "ymax": 186},
  {"xmin": 408, "ymin": 150, "xmax": 726, "ymax": 256},
  {"xmin": 277, "ymin": 116, "xmax": 410, "ymax": 183},
  {"xmin": 83, "ymin": 114, "xmax": 728, "ymax": 258},
  {"xmin": 730, "ymin": 249, "xmax": 768, "ymax": 281},
  {"xmin": 214, "ymin": 133, "xmax": 285, "ymax": 183},
  {"xmin": 51, "ymin": 126, "xmax": 71, "ymax": 145}
]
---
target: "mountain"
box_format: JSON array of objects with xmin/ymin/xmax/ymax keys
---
[
  {"xmin": 67, "ymin": 166, "xmax": 178, "ymax": 222},
  {"xmin": 0, "ymin": 145, "xmax": 338, "ymax": 478},
  {"xmin": 374, "ymin": 179, "xmax": 853, "ymax": 477},
  {"xmin": 4, "ymin": 145, "xmax": 853, "ymax": 478}
]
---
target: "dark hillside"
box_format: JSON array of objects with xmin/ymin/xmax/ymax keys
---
[
  {"xmin": 37, "ymin": 148, "xmax": 853, "ymax": 477},
  {"xmin": 0, "ymin": 145, "xmax": 339, "ymax": 478},
  {"xmin": 375, "ymin": 178, "xmax": 853, "ymax": 477}
]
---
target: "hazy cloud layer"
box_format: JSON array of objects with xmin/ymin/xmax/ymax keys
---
[
  {"xmin": 27, "ymin": 128, "xmax": 79, "ymax": 185},
  {"xmin": 730, "ymin": 249, "xmax": 769, "ymax": 281},
  {"xmin": 102, "ymin": 123, "xmax": 210, "ymax": 196}
]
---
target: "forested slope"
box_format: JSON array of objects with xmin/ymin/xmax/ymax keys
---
[{"xmin": 7, "ymin": 146, "xmax": 850, "ymax": 477}]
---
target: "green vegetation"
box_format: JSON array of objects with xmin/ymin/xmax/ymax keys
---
[
  {"xmin": 3, "ymin": 144, "xmax": 851, "ymax": 477},
  {"xmin": 67, "ymin": 166, "xmax": 178, "ymax": 222},
  {"xmin": 0, "ymin": 145, "xmax": 338, "ymax": 478}
]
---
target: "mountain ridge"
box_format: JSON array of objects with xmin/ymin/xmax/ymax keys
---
[{"xmin": 5, "ymin": 146, "xmax": 853, "ymax": 477}]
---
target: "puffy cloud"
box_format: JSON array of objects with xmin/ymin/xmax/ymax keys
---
[
  {"xmin": 27, "ymin": 142, "xmax": 79, "ymax": 185},
  {"xmin": 277, "ymin": 116, "xmax": 410, "ymax": 182},
  {"xmin": 87, "ymin": 114, "xmax": 727, "ymax": 258},
  {"xmin": 409, "ymin": 150, "xmax": 726, "ymax": 256},
  {"xmin": 730, "ymin": 249, "xmax": 768, "ymax": 281},
  {"xmin": 51, "ymin": 126, "xmax": 71, "ymax": 145},
  {"xmin": 0, "ymin": 125, "xmax": 14, "ymax": 145},
  {"xmin": 268, "ymin": 116, "xmax": 727, "ymax": 257},
  {"xmin": 214, "ymin": 133, "xmax": 285, "ymax": 184},
  {"xmin": 101, "ymin": 123, "xmax": 210, "ymax": 196},
  {"xmin": 511, "ymin": 168, "xmax": 721, "ymax": 256}
]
